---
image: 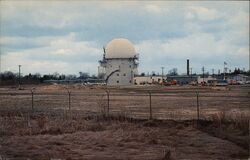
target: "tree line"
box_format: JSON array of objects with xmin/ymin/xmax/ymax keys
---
[
  {"xmin": 139, "ymin": 68, "xmax": 250, "ymax": 77},
  {"xmin": 0, "ymin": 71, "xmax": 98, "ymax": 85}
]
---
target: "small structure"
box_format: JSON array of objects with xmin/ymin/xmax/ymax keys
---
[
  {"xmin": 134, "ymin": 76, "xmax": 167, "ymax": 85},
  {"xmin": 227, "ymin": 74, "xmax": 249, "ymax": 84},
  {"xmin": 232, "ymin": 74, "xmax": 249, "ymax": 82},
  {"xmin": 98, "ymin": 38, "xmax": 139, "ymax": 86},
  {"xmin": 197, "ymin": 76, "xmax": 216, "ymax": 84}
]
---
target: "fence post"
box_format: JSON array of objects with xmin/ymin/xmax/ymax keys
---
[
  {"xmin": 68, "ymin": 91, "xmax": 71, "ymax": 111},
  {"xmin": 149, "ymin": 92, "xmax": 152, "ymax": 120},
  {"xmin": 64, "ymin": 87, "xmax": 71, "ymax": 117},
  {"xmin": 30, "ymin": 88, "xmax": 35, "ymax": 111},
  {"xmin": 106, "ymin": 90, "xmax": 110, "ymax": 117},
  {"xmin": 196, "ymin": 91, "xmax": 200, "ymax": 127},
  {"xmin": 65, "ymin": 89, "xmax": 71, "ymax": 111}
]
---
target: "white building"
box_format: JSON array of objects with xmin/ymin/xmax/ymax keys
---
[
  {"xmin": 232, "ymin": 74, "xmax": 249, "ymax": 82},
  {"xmin": 99, "ymin": 38, "xmax": 139, "ymax": 86},
  {"xmin": 134, "ymin": 76, "xmax": 167, "ymax": 85},
  {"xmin": 197, "ymin": 76, "xmax": 216, "ymax": 84}
]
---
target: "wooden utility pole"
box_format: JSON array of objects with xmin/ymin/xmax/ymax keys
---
[{"xmin": 202, "ymin": 66, "xmax": 205, "ymax": 84}]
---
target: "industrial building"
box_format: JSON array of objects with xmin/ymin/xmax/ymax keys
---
[
  {"xmin": 98, "ymin": 38, "xmax": 139, "ymax": 86},
  {"xmin": 167, "ymin": 75, "xmax": 197, "ymax": 85},
  {"xmin": 134, "ymin": 59, "xmax": 196, "ymax": 85},
  {"xmin": 166, "ymin": 59, "xmax": 197, "ymax": 85}
]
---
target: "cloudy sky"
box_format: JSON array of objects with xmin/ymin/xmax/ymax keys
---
[{"xmin": 0, "ymin": 1, "xmax": 249, "ymax": 75}]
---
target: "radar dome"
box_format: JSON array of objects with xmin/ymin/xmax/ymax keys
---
[{"xmin": 105, "ymin": 38, "xmax": 136, "ymax": 59}]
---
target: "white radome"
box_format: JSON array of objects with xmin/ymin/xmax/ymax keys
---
[{"xmin": 105, "ymin": 38, "xmax": 136, "ymax": 59}]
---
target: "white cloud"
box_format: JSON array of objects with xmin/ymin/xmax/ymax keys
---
[
  {"xmin": 135, "ymin": 32, "xmax": 249, "ymax": 73},
  {"xmin": 2, "ymin": 51, "xmax": 99, "ymax": 75},
  {"xmin": 0, "ymin": 1, "xmax": 249, "ymax": 74},
  {"xmin": 1, "ymin": 33, "xmax": 101, "ymax": 75},
  {"xmin": 0, "ymin": 32, "xmax": 77, "ymax": 48},
  {"xmin": 186, "ymin": 6, "xmax": 222, "ymax": 21},
  {"xmin": 144, "ymin": 4, "xmax": 164, "ymax": 14},
  {"xmin": 185, "ymin": 12, "xmax": 195, "ymax": 20},
  {"xmin": 0, "ymin": 36, "xmax": 56, "ymax": 48},
  {"xmin": 227, "ymin": 11, "xmax": 249, "ymax": 31}
]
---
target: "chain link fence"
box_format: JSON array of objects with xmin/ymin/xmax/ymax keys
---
[{"xmin": 0, "ymin": 88, "xmax": 249, "ymax": 121}]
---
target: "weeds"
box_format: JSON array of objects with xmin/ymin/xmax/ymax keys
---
[
  {"xmin": 162, "ymin": 147, "xmax": 171, "ymax": 160},
  {"xmin": 0, "ymin": 110, "xmax": 135, "ymax": 136},
  {"xmin": 200, "ymin": 110, "xmax": 249, "ymax": 150},
  {"xmin": 228, "ymin": 111, "xmax": 249, "ymax": 135},
  {"xmin": 209, "ymin": 110, "xmax": 249, "ymax": 135},
  {"xmin": 96, "ymin": 94, "xmax": 107, "ymax": 116}
]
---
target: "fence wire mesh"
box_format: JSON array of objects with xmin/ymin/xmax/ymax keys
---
[{"xmin": 0, "ymin": 88, "xmax": 249, "ymax": 121}]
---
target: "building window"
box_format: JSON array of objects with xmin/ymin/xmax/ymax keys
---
[
  {"xmin": 123, "ymin": 73, "xmax": 126, "ymax": 76},
  {"xmin": 117, "ymin": 73, "xmax": 119, "ymax": 76},
  {"xmin": 117, "ymin": 80, "xmax": 119, "ymax": 83}
]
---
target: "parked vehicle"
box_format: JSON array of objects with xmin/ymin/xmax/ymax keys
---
[
  {"xmin": 228, "ymin": 80, "xmax": 238, "ymax": 85},
  {"xmin": 237, "ymin": 81, "xmax": 245, "ymax": 85},
  {"xmin": 189, "ymin": 81, "xmax": 198, "ymax": 86},
  {"xmin": 216, "ymin": 80, "xmax": 228, "ymax": 86},
  {"xmin": 207, "ymin": 80, "xmax": 217, "ymax": 86},
  {"xmin": 164, "ymin": 80, "xmax": 177, "ymax": 86}
]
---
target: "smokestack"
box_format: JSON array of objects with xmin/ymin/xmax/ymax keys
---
[{"xmin": 187, "ymin": 59, "xmax": 189, "ymax": 76}]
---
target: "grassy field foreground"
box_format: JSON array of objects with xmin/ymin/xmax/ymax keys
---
[{"xmin": 0, "ymin": 110, "xmax": 248, "ymax": 160}]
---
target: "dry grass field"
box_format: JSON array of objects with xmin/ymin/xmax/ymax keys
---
[{"xmin": 0, "ymin": 84, "xmax": 249, "ymax": 159}]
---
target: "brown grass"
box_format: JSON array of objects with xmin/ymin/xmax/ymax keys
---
[
  {"xmin": 209, "ymin": 110, "xmax": 249, "ymax": 134},
  {"xmin": 228, "ymin": 111, "xmax": 249, "ymax": 134},
  {"xmin": 0, "ymin": 82, "xmax": 249, "ymax": 159},
  {"xmin": 1, "ymin": 109, "xmax": 249, "ymax": 159},
  {"xmin": 199, "ymin": 110, "xmax": 249, "ymax": 150}
]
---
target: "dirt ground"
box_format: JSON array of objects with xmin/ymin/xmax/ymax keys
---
[
  {"xmin": 0, "ymin": 111, "xmax": 249, "ymax": 160},
  {"xmin": 0, "ymin": 84, "xmax": 249, "ymax": 159}
]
